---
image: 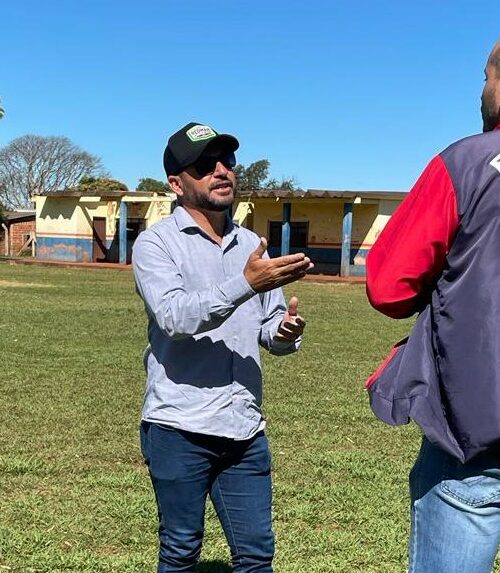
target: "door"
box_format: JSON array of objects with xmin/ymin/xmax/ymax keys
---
[{"xmin": 92, "ymin": 217, "xmax": 107, "ymax": 262}]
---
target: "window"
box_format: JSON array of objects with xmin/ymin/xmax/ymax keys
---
[{"xmin": 268, "ymin": 221, "xmax": 308, "ymax": 248}]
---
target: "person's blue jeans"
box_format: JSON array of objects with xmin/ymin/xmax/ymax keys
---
[
  {"xmin": 140, "ymin": 421, "xmax": 274, "ymax": 573},
  {"xmin": 409, "ymin": 437, "xmax": 500, "ymax": 572}
]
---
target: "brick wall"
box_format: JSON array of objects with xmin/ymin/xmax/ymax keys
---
[{"xmin": 0, "ymin": 220, "xmax": 35, "ymax": 256}]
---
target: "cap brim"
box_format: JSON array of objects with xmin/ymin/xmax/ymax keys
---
[{"xmin": 203, "ymin": 134, "xmax": 239, "ymax": 156}]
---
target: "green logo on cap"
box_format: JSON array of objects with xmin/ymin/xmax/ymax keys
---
[{"xmin": 186, "ymin": 125, "xmax": 216, "ymax": 142}]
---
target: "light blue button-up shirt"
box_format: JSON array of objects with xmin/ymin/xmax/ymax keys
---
[{"xmin": 132, "ymin": 206, "xmax": 300, "ymax": 440}]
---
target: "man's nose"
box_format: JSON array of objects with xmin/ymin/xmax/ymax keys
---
[{"xmin": 214, "ymin": 161, "xmax": 229, "ymax": 176}]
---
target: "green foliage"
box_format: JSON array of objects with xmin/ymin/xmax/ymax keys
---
[
  {"xmin": 234, "ymin": 159, "xmax": 271, "ymax": 191},
  {"xmin": 234, "ymin": 159, "xmax": 299, "ymax": 192},
  {"xmin": 75, "ymin": 176, "xmax": 128, "ymax": 193},
  {"xmin": 136, "ymin": 177, "xmax": 169, "ymax": 193}
]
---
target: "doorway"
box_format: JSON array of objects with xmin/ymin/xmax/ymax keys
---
[{"xmin": 92, "ymin": 217, "xmax": 108, "ymax": 262}]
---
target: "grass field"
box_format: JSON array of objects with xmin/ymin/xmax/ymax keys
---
[{"xmin": 0, "ymin": 261, "xmax": 436, "ymax": 572}]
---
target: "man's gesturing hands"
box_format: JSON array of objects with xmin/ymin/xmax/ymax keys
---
[
  {"xmin": 273, "ymin": 296, "xmax": 305, "ymax": 343},
  {"xmin": 244, "ymin": 237, "xmax": 313, "ymax": 293}
]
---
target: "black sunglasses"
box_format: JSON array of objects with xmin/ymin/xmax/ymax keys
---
[{"xmin": 191, "ymin": 152, "xmax": 236, "ymax": 177}]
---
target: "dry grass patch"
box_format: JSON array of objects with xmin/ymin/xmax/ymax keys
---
[{"xmin": 0, "ymin": 279, "xmax": 54, "ymax": 288}]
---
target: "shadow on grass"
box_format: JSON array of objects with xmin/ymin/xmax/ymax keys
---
[{"xmin": 197, "ymin": 560, "xmax": 231, "ymax": 573}]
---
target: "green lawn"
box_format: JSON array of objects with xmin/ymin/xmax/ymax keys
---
[{"xmin": 0, "ymin": 262, "xmax": 453, "ymax": 571}]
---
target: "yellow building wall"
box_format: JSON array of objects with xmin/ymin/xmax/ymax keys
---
[
  {"xmin": 35, "ymin": 195, "xmax": 79, "ymax": 236},
  {"xmin": 367, "ymin": 199, "xmax": 400, "ymax": 244},
  {"xmin": 233, "ymin": 201, "xmax": 253, "ymax": 228},
  {"xmin": 352, "ymin": 204, "xmax": 379, "ymax": 248},
  {"xmin": 76, "ymin": 200, "xmax": 112, "ymax": 239},
  {"xmin": 235, "ymin": 196, "xmax": 404, "ymax": 270},
  {"xmin": 36, "ymin": 196, "xmax": 119, "ymax": 239},
  {"xmin": 143, "ymin": 196, "xmax": 175, "ymax": 226},
  {"xmin": 34, "ymin": 193, "xmax": 402, "ymax": 267},
  {"xmin": 35, "ymin": 194, "xmax": 174, "ymax": 239},
  {"xmin": 236, "ymin": 198, "xmax": 402, "ymax": 246},
  {"xmin": 34, "ymin": 193, "xmax": 173, "ymax": 262},
  {"xmin": 242, "ymin": 200, "xmax": 378, "ymax": 247}
]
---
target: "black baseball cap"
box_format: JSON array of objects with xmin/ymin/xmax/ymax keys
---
[{"xmin": 163, "ymin": 122, "xmax": 239, "ymax": 176}]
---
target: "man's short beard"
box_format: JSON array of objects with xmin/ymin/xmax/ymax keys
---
[
  {"xmin": 197, "ymin": 195, "xmax": 234, "ymax": 212},
  {"xmin": 178, "ymin": 194, "xmax": 234, "ymax": 212},
  {"xmin": 482, "ymin": 103, "xmax": 500, "ymax": 132}
]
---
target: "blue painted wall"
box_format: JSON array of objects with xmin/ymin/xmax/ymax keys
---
[{"xmin": 36, "ymin": 236, "xmax": 112, "ymax": 262}]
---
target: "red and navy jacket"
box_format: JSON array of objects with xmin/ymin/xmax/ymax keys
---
[{"xmin": 366, "ymin": 126, "xmax": 500, "ymax": 462}]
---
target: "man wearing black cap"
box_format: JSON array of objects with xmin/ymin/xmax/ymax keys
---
[{"xmin": 132, "ymin": 122, "xmax": 313, "ymax": 572}]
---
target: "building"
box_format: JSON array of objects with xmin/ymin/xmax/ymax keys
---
[
  {"xmin": 33, "ymin": 190, "xmax": 175, "ymax": 264},
  {"xmin": 0, "ymin": 209, "xmax": 36, "ymax": 257},
  {"xmin": 234, "ymin": 189, "xmax": 406, "ymax": 276},
  {"xmin": 33, "ymin": 188, "xmax": 406, "ymax": 275}
]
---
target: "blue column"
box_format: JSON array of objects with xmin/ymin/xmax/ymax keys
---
[
  {"xmin": 281, "ymin": 202, "xmax": 291, "ymax": 256},
  {"xmin": 341, "ymin": 202, "xmax": 353, "ymax": 276},
  {"xmin": 119, "ymin": 201, "xmax": 128, "ymax": 264}
]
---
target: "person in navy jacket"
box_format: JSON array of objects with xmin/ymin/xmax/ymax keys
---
[{"xmin": 366, "ymin": 40, "xmax": 500, "ymax": 573}]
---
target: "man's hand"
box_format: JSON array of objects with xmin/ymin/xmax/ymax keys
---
[
  {"xmin": 273, "ymin": 296, "xmax": 306, "ymax": 343},
  {"xmin": 244, "ymin": 237, "xmax": 314, "ymax": 293}
]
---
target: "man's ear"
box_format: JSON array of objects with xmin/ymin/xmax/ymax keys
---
[{"xmin": 168, "ymin": 175, "xmax": 183, "ymax": 197}]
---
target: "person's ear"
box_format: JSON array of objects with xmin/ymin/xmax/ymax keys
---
[{"xmin": 168, "ymin": 175, "xmax": 183, "ymax": 198}]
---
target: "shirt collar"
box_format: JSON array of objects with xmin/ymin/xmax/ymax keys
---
[
  {"xmin": 173, "ymin": 205, "xmax": 238, "ymax": 239},
  {"xmin": 173, "ymin": 205, "xmax": 199, "ymax": 231}
]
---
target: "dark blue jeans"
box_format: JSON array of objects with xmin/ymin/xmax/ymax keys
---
[{"xmin": 140, "ymin": 422, "xmax": 275, "ymax": 573}]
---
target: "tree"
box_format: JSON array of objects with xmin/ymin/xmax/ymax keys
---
[
  {"xmin": 0, "ymin": 135, "xmax": 107, "ymax": 208},
  {"xmin": 136, "ymin": 177, "xmax": 169, "ymax": 193},
  {"xmin": 0, "ymin": 201, "xmax": 5, "ymax": 224},
  {"xmin": 74, "ymin": 176, "xmax": 128, "ymax": 193},
  {"xmin": 234, "ymin": 159, "xmax": 271, "ymax": 191},
  {"xmin": 234, "ymin": 159, "xmax": 299, "ymax": 192},
  {"xmin": 265, "ymin": 175, "xmax": 298, "ymax": 191}
]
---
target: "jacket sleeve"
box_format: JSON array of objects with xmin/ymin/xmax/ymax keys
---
[{"xmin": 366, "ymin": 155, "xmax": 458, "ymax": 319}]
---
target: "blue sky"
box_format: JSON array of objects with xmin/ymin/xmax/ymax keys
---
[{"xmin": 1, "ymin": 1, "xmax": 498, "ymax": 191}]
